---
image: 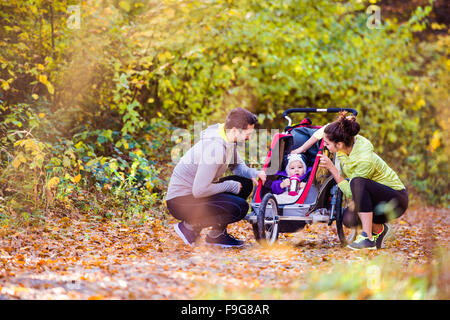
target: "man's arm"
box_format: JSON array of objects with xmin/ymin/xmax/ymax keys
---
[{"xmin": 192, "ymin": 162, "xmax": 241, "ymax": 198}]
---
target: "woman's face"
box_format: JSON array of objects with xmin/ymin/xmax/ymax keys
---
[
  {"xmin": 323, "ymin": 134, "xmax": 344, "ymax": 153},
  {"xmin": 288, "ymin": 160, "xmax": 305, "ymax": 177}
]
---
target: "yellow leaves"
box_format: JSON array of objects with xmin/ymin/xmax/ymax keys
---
[
  {"xmin": 38, "ymin": 74, "xmax": 54, "ymax": 94},
  {"xmin": 32, "ymin": 94, "xmax": 39, "ymax": 100},
  {"xmin": 157, "ymin": 51, "xmax": 173, "ymax": 62},
  {"xmin": 1, "ymin": 79, "xmax": 10, "ymax": 91},
  {"xmin": 416, "ymin": 98, "xmax": 425, "ymax": 108},
  {"xmin": 47, "ymin": 177, "xmax": 60, "ymax": 189},
  {"xmin": 12, "ymin": 139, "xmax": 45, "ymax": 170},
  {"xmin": 38, "ymin": 74, "xmax": 48, "ymax": 85},
  {"xmin": 446, "ymin": 59, "xmax": 450, "ymax": 72},
  {"xmin": 431, "ymin": 23, "xmax": 446, "ymax": 30},
  {"xmin": 428, "ymin": 130, "xmax": 441, "ymax": 153},
  {"xmin": 134, "ymin": 149, "xmax": 144, "ymax": 157},
  {"xmin": 165, "ymin": 8, "xmax": 176, "ymax": 19},
  {"xmin": 119, "ymin": 1, "xmax": 131, "ymax": 12},
  {"xmin": 63, "ymin": 173, "xmax": 81, "ymax": 184},
  {"xmin": 46, "ymin": 82, "xmax": 55, "ymax": 95},
  {"xmin": 109, "ymin": 161, "xmax": 119, "ymax": 171},
  {"xmin": 72, "ymin": 174, "xmax": 82, "ymax": 184},
  {"xmin": 30, "ymin": 5, "xmax": 38, "ymax": 15},
  {"xmin": 12, "ymin": 151, "xmax": 26, "ymax": 169}
]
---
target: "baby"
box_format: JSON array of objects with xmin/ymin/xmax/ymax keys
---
[{"xmin": 271, "ymin": 154, "xmax": 309, "ymax": 195}]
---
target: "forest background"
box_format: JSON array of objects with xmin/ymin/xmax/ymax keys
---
[{"xmin": 0, "ymin": 0, "xmax": 448, "ymax": 300}]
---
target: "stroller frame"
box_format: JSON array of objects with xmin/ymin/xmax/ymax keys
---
[{"xmin": 246, "ymin": 108, "xmax": 359, "ymax": 245}]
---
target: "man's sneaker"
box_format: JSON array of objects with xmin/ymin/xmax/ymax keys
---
[
  {"xmin": 372, "ymin": 224, "xmax": 391, "ymax": 249},
  {"xmin": 347, "ymin": 232, "xmax": 376, "ymax": 250},
  {"xmin": 205, "ymin": 230, "xmax": 245, "ymax": 248},
  {"xmin": 174, "ymin": 222, "xmax": 200, "ymax": 246}
]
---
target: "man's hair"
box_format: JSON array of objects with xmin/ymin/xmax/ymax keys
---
[{"xmin": 224, "ymin": 107, "xmax": 258, "ymax": 130}]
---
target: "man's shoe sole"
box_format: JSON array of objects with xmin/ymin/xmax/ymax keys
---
[
  {"xmin": 174, "ymin": 223, "xmax": 194, "ymax": 246},
  {"xmin": 205, "ymin": 242, "xmax": 245, "ymax": 248}
]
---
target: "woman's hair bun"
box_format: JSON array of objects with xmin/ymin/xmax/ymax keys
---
[
  {"xmin": 338, "ymin": 112, "xmax": 360, "ymax": 137},
  {"xmin": 324, "ymin": 111, "xmax": 360, "ymax": 146}
]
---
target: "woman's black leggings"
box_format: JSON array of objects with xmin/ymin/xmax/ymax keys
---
[
  {"xmin": 166, "ymin": 175, "xmax": 254, "ymax": 230},
  {"xmin": 343, "ymin": 177, "xmax": 409, "ymax": 228}
]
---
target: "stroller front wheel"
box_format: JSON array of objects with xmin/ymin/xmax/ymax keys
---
[{"xmin": 257, "ymin": 193, "xmax": 280, "ymax": 245}]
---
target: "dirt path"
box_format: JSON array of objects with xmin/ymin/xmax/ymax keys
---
[{"xmin": 0, "ymin": 206, "xmax": 448, "ymax": 299}]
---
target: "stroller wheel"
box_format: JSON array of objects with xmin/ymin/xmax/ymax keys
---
[
  {"xmin": 257, "ymin": 193, "xmax": 280, "ymax": 245},
  {"xmin": 251, "ymin": 223, "xmax": 260, "ymax": 241},
  {"xmin": 334, "ymin": 188, "xmax": 357, "ymax": 246}
]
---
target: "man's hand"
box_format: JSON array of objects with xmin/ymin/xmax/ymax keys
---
[{"xmin": 252, "ymin": 170, "xmax": 266, "ymax": 185}]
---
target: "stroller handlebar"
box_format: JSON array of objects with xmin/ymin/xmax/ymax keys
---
[
  {"xmin": 282, "ymin": 108, "xmax": 358, "ymax": 118},
  {"xmin": 282, "ymin": 108, "xmax": 358, "ymax": 127}
]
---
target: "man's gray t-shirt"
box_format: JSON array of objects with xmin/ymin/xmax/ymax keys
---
[{"xmin": 165, "ymin": 124, "xmax": 258, "ymax": 200}]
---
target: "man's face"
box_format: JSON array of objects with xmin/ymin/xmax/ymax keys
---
[{"xmin": 234, "ymin": 124, "xmax": 255, "ymax": 143}]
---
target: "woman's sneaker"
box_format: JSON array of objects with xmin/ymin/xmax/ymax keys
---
[
  {"xmin": 174, "ymin": 222, "xmax": 200, "ymax": 246},
  {"xmin": 205, "ymin": 230, "xmax": 245, "ymax": 248},
  {"xmin": 372, "ymin": 224, "xmax": 391, "ymax": 249},
  {"xmin": 347, "ymin": 232, "xmax": 376, "ymax": 250}
]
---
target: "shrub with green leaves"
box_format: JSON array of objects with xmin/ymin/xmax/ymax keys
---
[{"xmin": 1, "ymin": 0, "xmax": 448, "ymax": 222}]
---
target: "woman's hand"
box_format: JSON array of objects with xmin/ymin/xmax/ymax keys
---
[
  {"xmin": 290, "ymin": 146, "xmax": 304, "ymax": 154},
  {"xmin": 319, "ymin": 154, "xmax": 344, "ymax": 185},
  {"xmin": 319, "ymin": 154, "xmax": 335, "ymax": 171}
]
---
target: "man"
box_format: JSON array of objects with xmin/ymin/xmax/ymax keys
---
[{"xmin": 165, "ymin": 108, "xmax": 266, "ymax": 248}]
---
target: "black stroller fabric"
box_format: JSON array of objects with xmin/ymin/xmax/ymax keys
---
[{"xmin": 290, "ymin": 127, "xmax": 321, "ymax": 168}]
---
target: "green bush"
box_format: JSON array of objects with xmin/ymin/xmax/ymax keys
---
[{"xmin": 1, "ymin": 0, "xmax": 448, "ymax": 221}]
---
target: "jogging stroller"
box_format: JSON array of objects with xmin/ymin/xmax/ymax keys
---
[{"xmin": 246, "ymin": 108, "xmax": 358, "ymax": 246}]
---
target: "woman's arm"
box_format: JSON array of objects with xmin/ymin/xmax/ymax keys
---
[
  {"xmin": 291, "ymin": 136, "xmax": 318, "ymax": 154},
  {"xmin": 291, "ymin": 125, "xmax": 328, "ymax": 154}
]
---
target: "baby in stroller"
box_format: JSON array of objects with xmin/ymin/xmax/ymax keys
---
[{"xmin": 271, "ymin": 154, "xmax": 311, "ymax": 195}]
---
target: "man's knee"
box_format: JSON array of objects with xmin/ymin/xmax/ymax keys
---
[
  {"xmin": 240, "ymin": 177, "xmax": 254, "ymax": 198},
  {"xmin": 233, "ymin": 198, "xmax": 249, "ymax": 220}
]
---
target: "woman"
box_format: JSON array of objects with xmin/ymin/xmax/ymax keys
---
[{"xmin": 291, "ymin": 113, "xmax": 408, "ymax": 250}]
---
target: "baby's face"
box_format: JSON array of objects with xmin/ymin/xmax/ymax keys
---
[{"xmin": 288, "ymin": 160, "xmax": 305, "ymax": 177}]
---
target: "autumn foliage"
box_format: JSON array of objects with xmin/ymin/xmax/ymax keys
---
[{"xmin": 0, "ymin": 0, "xmax": 448, "ymax": 300}]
